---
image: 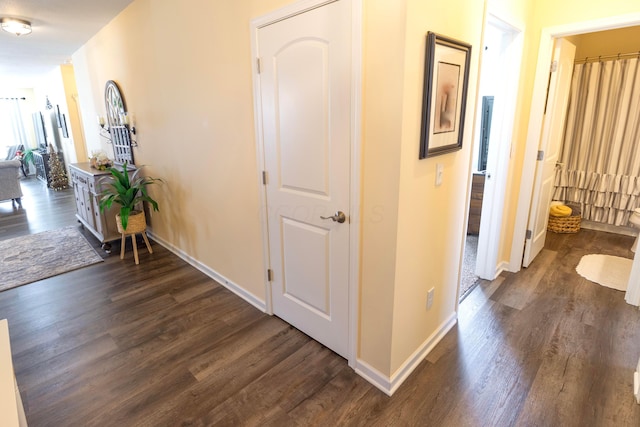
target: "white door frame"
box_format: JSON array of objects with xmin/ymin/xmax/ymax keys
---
[
  {"xmin": 249, "ymin": 0, "xmax": 363, "ymax": 367},
  {"xmin": 474, "ymin": 12, "xmax": 524, "ymax": 281},
  {"xmin": 510, "ymin": 12, "xmax": 640, "ymax": 273}
]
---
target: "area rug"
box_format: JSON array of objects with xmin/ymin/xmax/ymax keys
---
[
  {"xmin": 575, "ymin": 254, "xmax": 633, "ymax": 291},
  {"xmin": 0, "ymin": 227, "xmax": 103, "ymax": 292}
]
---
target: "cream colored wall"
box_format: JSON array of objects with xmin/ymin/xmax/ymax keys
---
[
  {"xmin": 388, "ymin": 0, "xmax": 485, "ymax": 373},
  {"xmin": 358, "ymin": 0, "xmax": 406, "ymax": 375},
  {"xmin": 572, "ymin": 26, "xmax": 640, "ymax": 59},
  {"xmin": 498, "ymin": 0, "xmax": 640, "ymax": 267},
  {"xmin": 531, "ymin": 0, "xmax": 640, "ymax": 29},
  {"xmin": 73, "ymin": 0, "xmax": 292, "ymax": 303},
  {"xmin": 361, "ymin": 0, "xmax": 521, "ymax": 376},
  {"xmin": 60, "ymin": 65, "xmax": 87, "ymax": 164}
]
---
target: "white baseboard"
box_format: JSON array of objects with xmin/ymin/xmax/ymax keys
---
[
  {"xmin": 581, "ymin": 220, "xmax": 636, "ymax": 237},
  {"xmin": 355, "ymin": 312, "xmax": 458, "ymax": 396},
  {"xmin": 355, "ymin": 359, "xmax": 394, "ymax": 396},
  {"xmin": 495, "ymin": 261, "xmax": 509, "ymax": 276},
  {"xmin": 146, "ymin": 231, "xmax": 266, "ymax": 312}
]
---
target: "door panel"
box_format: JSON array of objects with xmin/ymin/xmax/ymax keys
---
[
  {"xmin": 282, "ymin": 218, "xmax": 330, "ymax": 316},
  {"xmin": 258, "ymin": 0, "xmax": 351, "ymax": 357},
  {"xmin": 523, "ymin": 38, "xmax": 576, "ymax": 267},
  {"xmin": 277, "ymin": 41, "xmax": 329, "ymax": 195}
]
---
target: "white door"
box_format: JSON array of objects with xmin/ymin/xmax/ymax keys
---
[
  {"xmin": 257, "ymin": 0, "xmax": 351, "ymax": 358},
  {"xmin": 523, "ymin": 38, "xmax": 576, "ymax": 267},
  {"xmin": 474, "ymin": 17, "xmax": 521, "ymax": 281}
]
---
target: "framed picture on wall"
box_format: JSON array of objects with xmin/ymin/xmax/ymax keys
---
[
  {"xmin": 60, "ymin": 114, "xmax": 69, "ymax": 138},
  {"xmin": 32, "ymin": 112, "xmax": 47, "ymax": 148},
  {"xmin": 55, "ymin": 105, "xmax": 62, "ymax": 128},
  {"xmin": 419, "ymin": 32, "xmax": 472, "ymax": 158},
  {"xmin": 61, "ymin": 114, "xmax": 69, "ymax": 138}
]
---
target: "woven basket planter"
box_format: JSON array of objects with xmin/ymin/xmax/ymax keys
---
[
  {"xmin": 547, "ymin": 214, "xmax": 581, "ymax": 234},
  {"xmin": 116, "ymin": 210, "xmax": 147, "ymax": 234}
]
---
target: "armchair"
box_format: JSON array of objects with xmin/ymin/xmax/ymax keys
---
[
  {"xmin": 0, "ymin": 160, "xmax": 23, "ymax": 208},
  {"xmin": 4, "ymin": 144, "xmax": 27, "ymax": 177}
]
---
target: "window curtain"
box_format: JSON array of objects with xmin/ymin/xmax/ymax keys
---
[
  {"xmin": 0, "ymin": 98, "xmax": 29, "ymax": 156},
  {"xmin": 553, "ymin": 57, "xmax": 640, "ymax": 226}
]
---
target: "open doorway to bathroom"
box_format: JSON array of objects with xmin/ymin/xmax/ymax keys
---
[{"xmin": 460, "ymin": 15, "xmax": 521, "ymax": 301}]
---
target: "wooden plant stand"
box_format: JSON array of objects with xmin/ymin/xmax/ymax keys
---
[{"xmin": 116, "ymin": 211, "xmax": 153, "ymax": 265}]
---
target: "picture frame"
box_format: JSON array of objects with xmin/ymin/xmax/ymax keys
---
[
  {"xmin": 419, "ymin": 32, "xmax": 472, "ymax": 158},
  {"xmin": 32, "ymin": 112, "xmax": 47, "ymax": 147},
  {"xmin": 55, "ymin": 105, "xmax": 62, "ymax": 128},
  {"xmin": 61, "ymin": 114, "xmax": 69, "ymax": 138}
]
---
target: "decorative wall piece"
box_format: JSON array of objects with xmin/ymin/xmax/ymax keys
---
[
  {"xmin": 32, "ymin": 112, "xmax": 47, "ymax": 149},
  {"xmin": 55, "ymin": 105, "xmax": 62, "ymax": 128},
  {"xmin": 61, "ymin": 114, "xmax": 69, "ymax": 138},
  {"xmin": 419, "ymin": 32, "xmax": 472, "ymax": 158},
  {"xmin": 101, "ymin": 80, "xmax": 135, "ymax": 165}
]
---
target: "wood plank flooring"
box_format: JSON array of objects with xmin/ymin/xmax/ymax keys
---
[{"xmin": 1, "ymin": 177, "xmax": 640, "ymax": 426}]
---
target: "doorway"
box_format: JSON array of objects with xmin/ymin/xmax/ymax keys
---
[
  {"xmin": 512, "ymin": 14, "xmax": 640, "ymax": 269},
  {"xmin": 461, "ymin": 14, "xmax": 522, "ymax": 300},
  {"xmin": 512, "ymin": 13, "xmax": 640, "ymax": 304}
]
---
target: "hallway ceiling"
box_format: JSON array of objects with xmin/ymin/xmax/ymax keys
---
[{"xmin": 0, "ymin": 0, "xmax": 134, "ymax": 88}]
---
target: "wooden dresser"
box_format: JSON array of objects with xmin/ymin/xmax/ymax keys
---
[
  {"xmin": 467, "ymin": 172, "xmax": 486, "ymax": 235},
  {"xmin": 69, "ymin": 162, "xmax": 133, "ymax": 252}
]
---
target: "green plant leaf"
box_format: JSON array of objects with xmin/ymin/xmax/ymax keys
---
[{"xmin": 98, "ymin": 161, "xmax": 163, "ymax": 227}]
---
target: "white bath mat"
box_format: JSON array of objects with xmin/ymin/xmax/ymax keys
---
[{"xmin": 576, "ymin": 254, "xmax": 633, "ymax": 291}]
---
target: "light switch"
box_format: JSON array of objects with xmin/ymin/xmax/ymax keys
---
[{"xmin": 436, "ymin": 163, "xmax": 444, "ymax": 186}]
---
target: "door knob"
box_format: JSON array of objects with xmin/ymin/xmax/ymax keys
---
[{"xmin": 320, "ymin": 211, "xmax": 346, "ymax": 223}]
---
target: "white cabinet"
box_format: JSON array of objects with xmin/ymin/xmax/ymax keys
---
[{"xmin": 69, "ymin": 163, "xmax": 133, "ymax": 252}]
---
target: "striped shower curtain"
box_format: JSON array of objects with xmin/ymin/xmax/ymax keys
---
[{"xmin": 553, "ymin": 57, "xmax": 640, "ymax": 226}]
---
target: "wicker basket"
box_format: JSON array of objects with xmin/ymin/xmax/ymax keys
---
[
  {"xmin": 547, "ymin": 214, "xmax": 581, "ymax": 233},
  {"xmin": 116, "ymin": 210, "xmax": 147, "ymax": 234}
]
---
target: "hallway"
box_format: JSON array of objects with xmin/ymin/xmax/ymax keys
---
[{"xmin": 1, "ymin": 178, "xmax": 639, "ymax": 425}]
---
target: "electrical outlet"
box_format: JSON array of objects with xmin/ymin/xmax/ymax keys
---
[
  {"xmin": 426, "ymin": 287, "xmax": 435, "ymax": 310},
  {"xmin": 435, "ymin": 163, "xmax": 444, "ymax": 186}
]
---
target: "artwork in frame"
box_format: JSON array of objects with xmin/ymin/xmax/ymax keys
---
[
  {"xmin": 419, "ymin": 32, "xmax": 472, "ymax": 158},
  {"xmin": 55, "ymin": 105, "xmax": 62, "ymax": 128},
  {"xmin": 61, "ymin": 114, "xmax": 69, "ymax": 138}
]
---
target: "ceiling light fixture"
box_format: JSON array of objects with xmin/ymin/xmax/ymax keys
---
[{"xmin": 1, "ymin": 17, "xmax": 32, "ymax": 36}]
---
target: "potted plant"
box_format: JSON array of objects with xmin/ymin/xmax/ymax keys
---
[{"xmin": 98, "ymin": 161, "xmax": 163, "ymax": 232}]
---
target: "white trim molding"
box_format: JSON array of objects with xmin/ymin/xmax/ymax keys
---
[
  {"xmin": 147, "ymin": 231, "xmax": 267, "ymax": 312},
  {"xmin": 626, "ymin": 247, "xmax": 640, "ymax": 307},
  {"xmin": 355, "ymin": 312, "xmax": 457, "ymax": 396},
  {"xmin": 474, "ymin": 11, "xmax": 524, "ymax": 280},
  {"xmin": 348, "ymin": 0, "xmax": 363, "ymax": 370}
]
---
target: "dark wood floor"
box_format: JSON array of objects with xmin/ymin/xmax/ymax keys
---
[{"xmin": 1, "ymin": 177, "xmax": 640, "ymax": 426}]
